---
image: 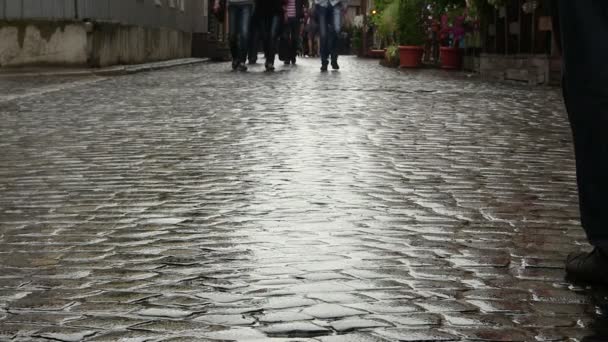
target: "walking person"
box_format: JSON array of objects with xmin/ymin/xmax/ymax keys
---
[
  {"xmin": 214, "ymin": 0, "xmax": 254, "ymax": 71},
  {"xmin": 256, "ymin": 0, "xmax": 284, "ymax": 71},
  {"xmin": 554, "ymin": 1, "xmax": 608, "ymax": 285},
  {"xmin": 314, "ymin": 0, "xmax": 347, "ymax": 71},
  {"xmin": 281, "ymin": 0, "xmax": 307, "ymax": 65}
]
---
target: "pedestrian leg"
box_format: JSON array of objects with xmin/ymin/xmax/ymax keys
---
[
  {"xmin": 228, "ymin": 5, "xmax": 240, "ymax": 70},
  {"xmin": 317, "ymin": 5, "xmax": 329, "ymax": 71},
  {"xmin": 559, "ymin": 0, "xmax": 608, "ymax": 284},
  {"xmin": 329, "ymin": 4, "xmax": 342, "ymax": 70},
  {"xmin": 236, "ymin": 5, "xmax": 252, "ymax": 70}
]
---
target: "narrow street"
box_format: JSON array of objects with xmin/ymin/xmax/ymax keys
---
[{"xmin": 0, "ymin": 57, "xmax": 605, "ymax": 341}]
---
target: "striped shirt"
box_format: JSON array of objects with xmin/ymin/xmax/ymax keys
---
[{"xmin": 286, "ymin": 0, "xmax": 297, "ymax": 18}]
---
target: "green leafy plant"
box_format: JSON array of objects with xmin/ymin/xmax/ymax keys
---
[
  {"xmin": 386, "ymin": 44, "xmax": 400, "ymax": 63},
  {"xmin": 377, "ymin": 0, "xmax": 400, "ymax": 45},
  {"xmin": 397, "ymin": 0, "xmax": 426, "ymax": 46}
]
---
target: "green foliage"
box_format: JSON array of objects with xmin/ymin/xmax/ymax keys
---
[
  {"xmin": 386, "ymin": 44, "xmax": 399, "ymax": 62},
  {"xmin": 397, "ymin": 0, "xmax": 426, "ymax": 46},
  {"xmin": 377, "ymin": 0, "xmax": 400, "ymax": 45}
]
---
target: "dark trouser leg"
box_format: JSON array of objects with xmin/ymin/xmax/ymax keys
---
[
  {"xmin": 263, "ymin": 15, "xmax": 280, "ymax": 65},
  {"xmin": 248, "ymin": 12, "xmax": 259, "ymax": 63},
  {"xmin": 559, "ymin": 1, "xmax": 608, "ymax": 248},
  {"xmin": 287, "ymin": 18, "xmax": 299, "ymax": 62},
  {"xmin": 228, "ymin": 6, "xmax": 240, "ymax": 63},
  {"xmin": 237, "ymin": 5, "xmax": 252, "ymax": 64},
  {"xmin": 328, "ymin": 4, "xmax": 341, "ymax": 63},
  {"xmin": 564, "ymin": 87, "xmax": 608, "ymax": 249},
  {"xmin": 317, "ymin": 5, "xmax": 329, "ymax": 64}
]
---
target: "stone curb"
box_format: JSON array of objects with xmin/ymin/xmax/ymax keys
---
[{"xmin": 0, "ymin": 58, "xmax": 209, "ymax": 78}]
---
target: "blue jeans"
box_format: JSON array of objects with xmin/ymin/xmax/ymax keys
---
[
  {"xmin": 229, "ymin": 4, "xmax": 253, "ymax": 64},
  {"xmin": 316, "ymin": 4, "xmax": 341, "ymax": 64}
]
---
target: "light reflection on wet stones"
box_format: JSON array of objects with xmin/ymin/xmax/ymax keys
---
[{"xmin": 0, "ymin": 57, "xmax": 602, "ymax": 340}]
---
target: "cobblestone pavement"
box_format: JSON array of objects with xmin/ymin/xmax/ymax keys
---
[{"xmin": 1, "ymin": 57, "xmax": 607, "ymax": 342}]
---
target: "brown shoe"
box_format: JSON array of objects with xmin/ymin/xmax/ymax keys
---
[{"xmin": 566, "ymin": 248, "xmax": 608, "ymax": 285}]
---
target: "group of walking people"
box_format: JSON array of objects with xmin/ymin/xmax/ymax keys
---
[{"xmin": 213, "ymin": 0, "xmax": 347, "ymax": 72}]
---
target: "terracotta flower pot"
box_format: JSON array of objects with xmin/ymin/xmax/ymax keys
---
[
  {"xmin": 439, "ymin": 47, "xmax": 463, "ymax": 70},
  {"xmin": 398, "ymin": 46, "xmax": 424, "ymax": 68}
]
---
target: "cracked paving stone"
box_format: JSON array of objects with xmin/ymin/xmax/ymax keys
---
[
  {"xmin": 262, "ymin": 322, "xmax": 331, "ymax": 337},
  {"xmin": 302, "ymin": 303, "xmax": 368, "ymax": 319}
]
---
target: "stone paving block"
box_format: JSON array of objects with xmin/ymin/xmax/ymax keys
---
[
  {"xmin": 64, "ymin": 315, "xmax": 149, "ymax": 330},
  {"xmin": 258, "ymin": 311, "xmax": 315, "ymax": 323},
  {"xmin": 263, "ymin": 322, "xmax": 331, "ymax": 338},
  {"xmin": 330, "ymin": 318, "xmax": 392, "ymax": 332},
  {"xmin": 373, "ymin": 328, "xmax": 461, "ymax": 341},
  {"xmin": 368, "ymin": 314, "xmax": 442, "ymax": 327},
  {"xmin": 302, "ymin": 304, "xmax": 368, "ymax": 319},
  {"xmin": 32, "ymin": 327, "xmax": 98, "ymax": 342},
  {"xmin": 316, "ymin": 332, "xmax": 392, "ymax": 341}
]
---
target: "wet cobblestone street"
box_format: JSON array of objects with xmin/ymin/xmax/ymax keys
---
[{"xmin": 1, "ymin": 57, "xmax": 607, "ymax": 341}]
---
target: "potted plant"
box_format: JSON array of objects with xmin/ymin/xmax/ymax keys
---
[
  {"xmin": 375, "ymin": 0, "xmax": 400, "ymax": 60},
  {"xmin": 397, "ymin": 0, "xmax": 426, "ymax": 68},
  {"xmin": 439, "ymin": 6, "xmax": 466, "ymax": 69},
  {"xmin": 384, "ymin": 44, "xmax": 400, "ymax": 67}
]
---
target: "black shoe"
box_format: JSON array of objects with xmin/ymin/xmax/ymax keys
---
[
  {"xmin": 265, "ymin": 63, "xmax": 275, "ymax": 72},
  {"xmin": 566, "ymin": 248, "xmax": 608, "ymax": 285},
  {"xmin": 236, "ymin": 63, "xmax": 248, "ymax": 72},
  {"xmin": 331, "ymin": 60, "xmax": 339, "ymax": 70},
  {"xmin": 291, "ymin": 58, "xmax": 297, "ymax": 65},
  {"xmin": 320, "ymin": 63, "xmax": 328, "ymax": 72},
  {"xmin": 232, "ymin": 61, "xmax": 239, "ymax": 71}
]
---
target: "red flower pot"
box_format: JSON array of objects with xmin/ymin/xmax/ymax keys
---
[
  {"xmin": 398, "ymin": 46, "xmax": 424, "ymax": 68},
  {"xmin": 440, "ymin": 47, "xmax": 463, "ymax": 70}
]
